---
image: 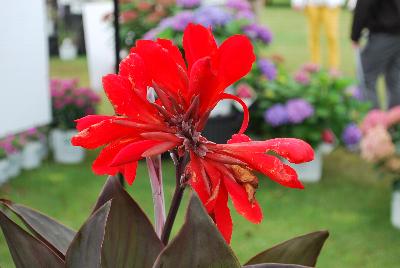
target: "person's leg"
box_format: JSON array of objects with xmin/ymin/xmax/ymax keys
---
[
  {"xmin": 305, "ymin": 6, "xmax": 321, "ymax": 65},
  {"xmin": 361, "ymin": 34, "xmax": 393, "ymax": 109},
  {"xmin": 322, "ymin": 7, "xmax": 340, "ymax": 70},
  {"xmin": 361, "ymin": 36, "xmax": 381, "ymax": 108},
  {"xmin": 384, "ymin": 36, "xmax": 400, "ymax": 108}
]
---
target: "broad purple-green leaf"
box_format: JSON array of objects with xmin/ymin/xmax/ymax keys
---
[
  {"xmin": 65, "ymin": 201, "xmax": 111, "ymax": 268},
  {"xmin": 101, "ymin": 193, "xmax": 164, "ymax": 268},
  {"xmin": 0, "ymin": 209, "xmax": 64, "ymax": 268},
  {"xmin": 91, "ymin": 175, "xmax": 123, "ymax": 214},
  {"xmin": 244, "ymin": 231, "xmax": 329, "ymax": 267},
  {"xmin": 0, "ymin": 199, "xmax": 75, "ymax": 258},
  {"xmin": 153, "ymin": 192, "xmax": 241, "ymax": 268},
  {"xmin": 243, "ymin": 264, "xmax": 310, "ymax": 268}
]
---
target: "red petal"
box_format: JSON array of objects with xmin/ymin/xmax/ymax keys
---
[
  {"xmin": 236, "ymin": 153, "xmax": 303, "ymax": 189},
  {"xmin": 102, "ymin": 74, "xmax": 159, "ymax": 121},
  {"xmin": 212, "ymin": 34, "xmax": 255, "ymax": 93},
  {"xmin": 119, "ymin": 53, "xmax": 151, "ymax": 98},
  {"xmin": 228, "ymin": 133, "xmax": 252, "ymax": 144},
  {"xmin": 156, "ymin": 39, "xmax": 187, "ymax": 71},
  {"xmin": 135, "ymin": 40, "xmax": 188, "ymax": 97},
  {"xmin": 222, "ymin": 175, "xmax": 263, "ymax": 224},
  {"xmin": 183, "ymin": 24, "xmax": 217, "ymax": 71},
  {"xmin": 188, "ymin": 57, "xmax": 218, "ymax": 112},
  {"xmin": 141, "ymin": 141, "xmax": 179, "ymax": 157},
  {"xmin": 71, "ymin": 119, "xmax": 140, "ymax": 149},
  {"xmin": 92, "ymin": 140, "xmax": 133, "ymax": 175},
  {"xmin": 187, "ymin": 152, "xmax": 211, "ymax": 205},
  {"xmin": 220, "ymin": 138, "xmax": 314, "ymax": 164},
  {"xmin": 213, "ymin": 184, "xmax": 232, "ymax": 244},
  {"xmin": 122, "ymin": 161, "xmax": 139, "ymax": 185},
  {"xmin": 75, "ymin": 115, "xmax": 113, "ymax": 131},
  {"xmin": 110, "ymin": 140, "xmax": 160, "ymax": 166}
]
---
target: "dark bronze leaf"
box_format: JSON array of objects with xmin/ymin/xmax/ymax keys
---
[
  {"xmin": 153, "ymin": 192, "xmax": 241, "ymax": 268},
  {"xmin": 0, "ymin": 199, "xmax": 75, "ymax": 259},
  {"xmin": 243, "ymin": 264, "xmax": 311, "ymax": 268},
  {"xmin": 65, "ymin": 201, "xmax": 111, "ymax": 268},
  {"xmin": 91, "ymin": 175, "xmax": 124, "ymax": 215},
  {"xmin": 100, "ymin": 192, "xmax": 164, "ymax": 268},
  {"xmin": 244, "ymin": 231, "xmax": 329, "ymax": 267},
  {"xmin": 0, "ymin": 209, "xmax": 64, "ymax": 268}
]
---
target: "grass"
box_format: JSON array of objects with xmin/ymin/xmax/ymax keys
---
[{"xmin": 1, "ymin": 7, "xmax": 399, "ymax": 268}]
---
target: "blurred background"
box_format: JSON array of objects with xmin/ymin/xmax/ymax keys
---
[{"xmin": 1, "ymin": 0, "xmax": 400, "ymax": 267}]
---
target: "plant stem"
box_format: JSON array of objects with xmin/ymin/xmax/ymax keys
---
[
  {"xmin": 161, "ymin": 152, "xmax": 188, "ymax": 245},
  {"xmin": 146, "ymin": 156, "xmax": 166, "ymax": 239}
]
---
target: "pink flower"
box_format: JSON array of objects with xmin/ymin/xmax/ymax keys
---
[
  {"xmin": 387, "ymin": 106, "xmax": 400, "ymax": 126},
  {"xmin": 294, "ymin": 70, "xmax": 310, "ymax": 85},
  {"xmin": 301, "ymin": 63, "xmax": 320, "ymax": 73},
  {"xmin": 236, "ymin": 83, "xmax": 254, "ymax": 99},
  {"xmin": 360, "ymin": 125, "xmax": 395, "ymax": 163},
  {"xmin": 360, "ymin": 109, "xmax": 389, "ymax": 134}
]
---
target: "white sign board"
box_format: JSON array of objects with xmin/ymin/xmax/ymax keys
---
[
  {"xmin": 0, "ymin": 0, "xmax": 51, "ymax": 138},
  {"xmin": 83, "ymin": 2, "xmax": 115, "ymax": 91}
]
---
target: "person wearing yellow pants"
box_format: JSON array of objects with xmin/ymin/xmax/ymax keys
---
[{"xmin": 292, "ymin": 0, "xmax": 345, "ymax": 70}]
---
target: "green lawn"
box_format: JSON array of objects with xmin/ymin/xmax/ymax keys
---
[{"xmin": 1, "ymin": 7, "xmax": 400, "ymax": 268}]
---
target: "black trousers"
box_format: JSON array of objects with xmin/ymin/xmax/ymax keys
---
[{"xmin": 361, "ymin": 33, "xmax": 400, "ymax": 109}]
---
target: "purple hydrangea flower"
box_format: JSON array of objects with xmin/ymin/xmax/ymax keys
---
[
  {"xmin": 226, "ymin": 0, "xmax": 252, "ymax": 12},
  {"xmin": 258, "ymin": 59, "xmax": 277, "ymax": 81},
  {"xmin": 242, "ymin": 23, "xmax": 272, "ymax": 44},
  {"xmin": 176, "ymin": 0, "xmax": 201, "ymax": 8},
  {"xmin": 264, "ymin": 104, "xmax": 288, "ymax": 127},
  {"xmin": 171, "ymin": 11, "xmax": 195, "ymax": 31},
  {"xmin": 194, "ymin": 6, "xmax": 233, "ymax": 27},
  {"xmin": 345, "ymin": 85, "xmax": 363, "ymax": 100},
  {"xmin": 342, "ymin": 123, "xmax": 362, "ymax": 147},
  {"xmin": 286, "ymin": 99, "xmax": 314, "ymax": 124},
  {"xmin": 236, "ymin": 10, "xmax": 255, "ymax": 20}
]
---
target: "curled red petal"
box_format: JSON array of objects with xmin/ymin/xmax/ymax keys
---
[
  {"xmin": 111, "ymin": 140, "xmax": 160, "ymax": 166},
  {"xmin": 219, "ymin": 93, "xmax": 249, "ymax": 134},
  {"xmin": 183, "ymin": 24, "xmax": 217, "ymax": 71},
  {"xmin": 213, "ymin": 184, "xmax": 232, "ymax": 244},
  {"xmin": 222, "ymin": 174, "xmax": 263, "ymax": 224},
  {"xmin": 75, "ymin": 115, "xmax": 113, "ymax": 132}
]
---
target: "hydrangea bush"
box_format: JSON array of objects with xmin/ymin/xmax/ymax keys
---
[
  {"xmin": 50, "ymin": 79, "xmax": 101, "ymax": 130},
  {"xmin": 250, "ymin": 63, "xmax": 369, "ymax": 148}
]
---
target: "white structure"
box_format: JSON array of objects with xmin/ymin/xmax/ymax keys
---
[
  {"xmin": 83, "ymin": 1, "xmax": 115, "ymax": 91},
  {"xmin": 0, "ymin": 0, "xmax": 51, "ymax": 137}
]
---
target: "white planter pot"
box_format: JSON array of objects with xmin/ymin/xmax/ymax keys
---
[
  {"xmin": 39, "ymin": 141, "xmax": 49, "ymax": 160},
  {"xmin": 59, "ymin": 38, "xmax": 77, "ymax": 60},
  {"xmin": 391, "ymin": 181, "xmax": 400, "ymax": 229},
  {"xmin": 288, "ymin": 148, "xmax": 323, "ymax": 183},
  {"xmin": 7, "ymin": 152, "xmax": 22, "ymax": 178},
  {"xmin": 52, "ymin": 129, "xmax": 85, "ymax": 164},
  {"xmin": 0, "ymin": 159, "xmax": 10, "ymax": 185},
  {"xmin": 21, "ymin": 142, "xmax": 42, "ymax": 170}
]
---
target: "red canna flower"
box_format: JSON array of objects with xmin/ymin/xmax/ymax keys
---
[{"xmin": 71, "ymin": 24, "xmax": 314, "ymax": 243}]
